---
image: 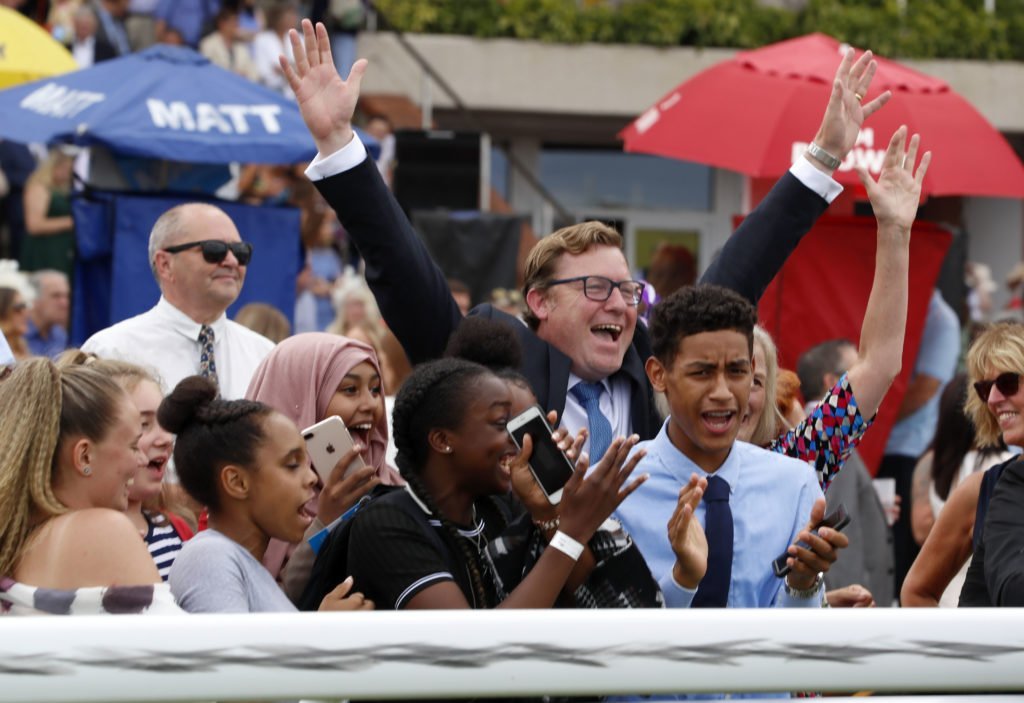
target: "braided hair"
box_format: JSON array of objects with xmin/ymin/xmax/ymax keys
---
[
  {"xmin": 391, "ymin": 357, "xmax": 499, "ymax": 609},
  {"xmin": 157, "ymin": 376, "xmax": 273, "ymax": 511}
]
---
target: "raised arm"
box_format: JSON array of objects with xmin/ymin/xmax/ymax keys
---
[
  {"xmin": 701, "ymin": 49, "xmax": 891, "ymax": 304},
  {"xmin": 845, "ymin": 127, "xmax": 931, "ymax": 418},
  {"xmin": 283, "ymin": 21, "xmax": 462, "ymax": 364}
]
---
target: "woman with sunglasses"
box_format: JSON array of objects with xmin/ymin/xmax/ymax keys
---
[
  {"xmin": 81, "ymin": 202, "xmax": 274, "ymax": 401},
  {"xmin": 902, "ymin": 322, "xmax": 1024, "ymax": 607}
]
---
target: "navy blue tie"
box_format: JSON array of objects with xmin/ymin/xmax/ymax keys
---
[
  {"xmin": 692, "ymin": 475, "xmax": 733, "ymax": 608},
  {"xmin": 570, "ymin": 382, "xmax": 613, "ymax": 464}
]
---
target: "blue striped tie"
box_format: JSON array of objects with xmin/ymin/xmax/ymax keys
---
[{"xmin": 570, "ymin": 381, "xmax": 613, "ymax": 464}]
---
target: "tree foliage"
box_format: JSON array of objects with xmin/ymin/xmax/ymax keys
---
[{"xmin": 369, "ymin": 0, "xmax": 1024, "ymax": 61}]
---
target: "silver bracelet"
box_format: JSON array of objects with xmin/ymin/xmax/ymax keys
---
[
  {"xmin": 806, "ymin": 142, "xmax": 842, "ymax": 170},
  {"xmin": 549, "ymin": 530, "xmax": 585, "ymax": 561},
  {"xmin": 784, "ymin": 572, "xmax": 824, "ymax": 599}
]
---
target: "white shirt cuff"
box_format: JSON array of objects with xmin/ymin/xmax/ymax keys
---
[
  {"xmin": 659, "ymin": 570, "xmax": 696, "ymax": 608},
  {"xmin": 790, "ymin": 156, "xmax": 843, "ymax": 204},
  {"xmin": 304, "ymin": 134, "xmax": 368, "ymax": 182}
]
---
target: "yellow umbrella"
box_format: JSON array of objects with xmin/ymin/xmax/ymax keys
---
[{"xmin": 0, "ymin": 6, "xmax": 78, "ymax": 90}]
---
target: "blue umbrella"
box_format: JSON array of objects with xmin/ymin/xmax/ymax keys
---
[{"xmin": 0, "ymin": 45, "xmax": 377, "ymax": 164}]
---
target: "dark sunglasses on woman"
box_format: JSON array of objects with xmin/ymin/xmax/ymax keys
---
[
  {"xmin": 163, "ymin": 240, "xmax": 254, "ymax": 266},
  {"xmin": 973, "ymin": 371, "xmax": 1022, "ymax": 403}
]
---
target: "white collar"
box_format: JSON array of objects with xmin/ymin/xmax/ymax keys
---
[{"xmin": 155, "ymin": 296, "xmax": 228, "ymax": 342}]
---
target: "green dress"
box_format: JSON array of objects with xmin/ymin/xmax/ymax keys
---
[{"xmin": 19, "ymin": 189, "xmax": 74, "ymax": 279}]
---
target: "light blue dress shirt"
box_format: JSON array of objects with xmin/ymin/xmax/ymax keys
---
[
  {"xmin": 885, "ymin": 290, "xmax": 960, "ymax": 457},
  {"xmin": 616, "ymin": 421, "xmax": 825, "ymax": 610}
]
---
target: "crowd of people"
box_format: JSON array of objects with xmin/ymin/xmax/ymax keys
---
[{"xmin": 1, "ymin": 12, "xmax": 1024, "ymax": 700}]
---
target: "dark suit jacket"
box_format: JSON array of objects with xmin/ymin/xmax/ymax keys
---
[
  {"xmin": 315, "ymin": 156, "xmax": 829, "ymax": 440},
  {"xmin": 980, "ymin": 458, "xmax": 1024, "ymax": 606}
]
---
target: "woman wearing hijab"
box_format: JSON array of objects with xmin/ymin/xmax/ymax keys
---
[{"xmin": 246, "ymin": 332, "xmax": 402, "ymax": 601}]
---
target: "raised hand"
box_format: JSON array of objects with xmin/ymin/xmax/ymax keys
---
[
  {"xmin": 556, "ymin": 435, "xmax": 648, "ymax": 544},
  {"xmin": 509, "ymin": 410, "xmax": 585, "ymax": 523},
  {"xmin": 857, "ymin": 126, "xmax": 931, "ymax": 233},
  {"xmin": 281, "ymin": 19, "xmax": 365, "ymax": 156},
  {"xmin": 784, "ymin": 497, "xmax": 849, "ymax": 591},
  {"xmin": 667, "ymin": 473, "xmax": 709, "ymax": 589},
  {"xmin": 812, "ymin": 48, "xmax": 892, "ymax": 169}
]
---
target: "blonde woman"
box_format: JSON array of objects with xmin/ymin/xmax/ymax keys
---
[
  {"xmin": 0, "ymin": 358, "xmax": 179, "ymax": 615},
  {"xmin": 58, "ymin": 352, "xmax": 197, "ymax": 581},
  {"xmin": 904, "ymin": 322, "xmax": 1024, "ymax": 606},
  {"xmin": 21, "ymin": 149, "xmax": 75, "ymax": 279}
]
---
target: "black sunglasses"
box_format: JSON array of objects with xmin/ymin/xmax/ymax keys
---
[
  {"xmin": 973, "ymin": 371, "xmax": 1022, "ymax": 403},
  {"xmin": 163, "ymin": 240, "xmax": 253, "ymax": 266}
]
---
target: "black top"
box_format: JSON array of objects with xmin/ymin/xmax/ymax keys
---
[
  {"xmin": 347, "ymin": 489, "xmax": 512, "ymax": 610},
  {"xmin": 959, "ymin": 457, "xmax": 1016, "ymax": 607}
]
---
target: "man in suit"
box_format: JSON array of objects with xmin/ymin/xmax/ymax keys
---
[{"xmin": 285, "ymin": 20, "xmax": 890, "ymax": 452}]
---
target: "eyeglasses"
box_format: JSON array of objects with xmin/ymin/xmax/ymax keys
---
[
  {"xmin": 973, "ymin": 371, "xmax": 1022, "ymax": 402},
  {"xmin": 163, "ymin": 240, "xmax": 253, "ymax": 266},
  {"xmin": 546, "ymin": 275, "xmax": 646, "ymax": 306}
]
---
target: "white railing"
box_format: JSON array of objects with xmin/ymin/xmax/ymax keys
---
[{"xmin": 2, "ymin": 609, "xmax": 1024, "ymax": 702}]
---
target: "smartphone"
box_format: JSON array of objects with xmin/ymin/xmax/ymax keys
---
[
  {"xmin": 771, "ymin": 503, "xmax": 851, "ymax": 578},
  {"xmin": 302, "ymin": 415, "xmax": 366, "ymax": 484},
  {"xmin": 506, "ymin": 405, "xmax": 576, "ymax": 505}
]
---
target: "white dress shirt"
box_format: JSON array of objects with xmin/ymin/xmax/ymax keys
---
[
  {"xmin": 562, "ymin": 373, "xmax": 632, "ymax": 461},
  {"xmin": 82, "ymin": 296, "xmax": 274, "ymax": 400}
]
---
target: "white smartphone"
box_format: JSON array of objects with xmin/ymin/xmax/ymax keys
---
[
  {"xmin": 301, "ymin": 415, "xmax": 366, "ymax": 484},
  {"xmin": 506, "ymin": 405, "xmax": 575, "ymax": 505}
]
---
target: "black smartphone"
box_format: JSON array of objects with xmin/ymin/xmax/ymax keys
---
[
  {"xmin": 506, "ymin": 405, "xmax": 576, "ymax": 504},
  {"xmin": 771, "ymin": 503, "xmax": 851, "ymax": 578}
]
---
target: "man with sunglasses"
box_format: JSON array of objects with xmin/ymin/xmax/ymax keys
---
[
  {"xmin": 83, "ymin": 203, "xmax": 274, "ymax": 399},
  {"xmin": 286, "ymin": 21, "xmax": 889, "ymax": 454}
]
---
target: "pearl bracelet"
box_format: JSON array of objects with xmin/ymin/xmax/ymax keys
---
[{"xmin": 549, "ymin": 530, "xmax": 585, "ymax": 561}]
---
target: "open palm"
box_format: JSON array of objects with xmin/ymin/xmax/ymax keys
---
[{"xmin": 281, "ymin": 20, "xmax": 365, "ymax": 155}]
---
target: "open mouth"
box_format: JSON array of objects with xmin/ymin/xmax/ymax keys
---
[
  {"xmin": 298, "ymin": 502, "xmax": 316, "ymax": 525},
  {"xmin": 702, "ymin": 410, "xmax": 737, "ymax": 435},
  {"xmin": 147, "ymin": 456, "xmax": 167, "ymax": 478},
  {"xmin": 998, "ymin": 411, "xmax": 1019, "ymax": 427},
  {"xmin": 590, "ymin": 323, "xmax": 622, "ymax": 343},
  {"xmin": 348, "ymin": 422, "xmax": 373, "ymax": 447}
]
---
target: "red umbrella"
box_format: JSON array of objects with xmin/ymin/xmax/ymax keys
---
[{"xmin": 620, "ymin": 33, "xmax": 1024, "ymax": 198}]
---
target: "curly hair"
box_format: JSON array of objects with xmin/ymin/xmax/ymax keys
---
[
  {"xmin": 158, "ymin": 376, "xmax": 274, "ymax": 510},
  {"xmin": 649, "ymin": 284, "xmax": 757, "ymax": 367}
]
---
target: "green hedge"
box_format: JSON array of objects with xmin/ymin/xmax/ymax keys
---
[{"xmin": 370, "ymin": 0, "xmax": 1024, "ymax": 61}]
